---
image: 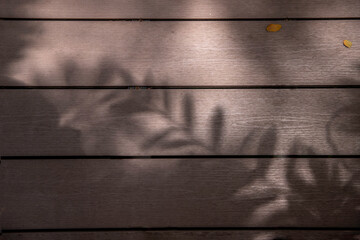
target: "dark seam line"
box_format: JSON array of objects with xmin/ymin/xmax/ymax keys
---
[
  {"xmin": 2, "ymin": 155, "xmax": 360, "ymax": 160},
  {"xmin": 1, "ymin": 17, "xmax": 360, "ymax": 21},
  {"xmin": 1, "ymin": 85, "xmax": 360, "ymax": 90},
  {"xmin": 3, "ymin": 227, "xmax": 360, "ymax": 233}
]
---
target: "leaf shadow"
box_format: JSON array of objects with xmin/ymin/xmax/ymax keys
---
[
  {"xmin": 326, "ymin": 77, "xmax": 360, "ymax": 154},
  {"xmin": 210, "ymin": 107, "xmax": 224, "ymax": 153},
  {"xmin": 27, "ymin": 58, "xmax": 360, "ymax": 232},
  {"xmin": 283, "ymin": 140, "xmax": 360, "ymax": 227}
]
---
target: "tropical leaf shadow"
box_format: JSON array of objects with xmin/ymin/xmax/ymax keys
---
[
  {"xmin": 285, "ymin": 141, "xmax": 360, "ymax": 227},
  {"xmin": 210, "ymin": 107, "xmax": 224, "ymax": 153}
]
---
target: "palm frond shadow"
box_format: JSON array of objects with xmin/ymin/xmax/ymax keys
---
[
  {"xmin": 139, "ymin": 91, "xmax": 226, "ymax": 155},
  {"xmin": 286, "ymin": 72, "xmax": 360, "ymax": 227},
  {"xmin": 3, "ymin": 2, "xmax": 360, "ymax": 238},
  {"xmin": 281, "ymin": 141, "xmax": 360, "ymax": 227},
  {"xmin": 33, "ymin": 61, "xmax": 286, "ymax": 224},
  {"xmin": 31, "ymin": 59, "xmax": 360, "ymax": 231},
  {"xmin": 32, "ymin": 59, "xmax": 226, "ymax": 155},
  {"xmin": 250, "ymin": 68, "xmax": 360, "ymax": 228}
]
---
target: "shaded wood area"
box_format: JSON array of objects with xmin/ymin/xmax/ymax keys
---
[
  {"xmin": 1, "ymin": 0, "xmax": 360, "ymax": 19},
  {"xmin": 2, "ymin": 158, "xmax": 360, "ymax": 229},
  {"xmin": 0, "ymin": 89, "xmax": 360, "ymax": 156},
  {"xmin": 1, "ymin": 0, "xmax": 360, "ymax": 238},
  {"xmin": 3, "ymin": 231, "xmax": 360, "ymax": 240},
  {"xmin": 1, "ymin": 21, "xmax": 359, "ymax": 86}
]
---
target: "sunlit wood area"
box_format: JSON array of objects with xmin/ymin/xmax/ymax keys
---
[{"xmin": 1, "ymin": 1, "xmax": 360, "ymax": 239}]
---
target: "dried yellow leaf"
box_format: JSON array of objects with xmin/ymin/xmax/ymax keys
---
[
  {"xmin": 266, "ymin": 24, "xmax": 282, "ymax": 32},
  {"xmin": 343, "ymin": 40, "xmax": 352, "ymax": 48}
]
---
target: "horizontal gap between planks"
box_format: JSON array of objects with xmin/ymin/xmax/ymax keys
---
[
  {"xmin": 3, "ymin": 227, "xmax": 360, "ymax": 233},
  {"xmin": 2, "ymin": 155, "xmax": 360, "ymax": 160},
  {"xmin": 1, "ymin": 85, "xmax": 360, "ymax": 90},
  {"xmin": 1, "ymin": 17, "xmax": 360, "ymax": 21}
]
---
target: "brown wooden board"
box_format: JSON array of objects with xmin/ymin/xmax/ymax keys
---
[
  {"xmin": 2, "ymin": 158, "xmax": 360, "ymax": 229},
  {"xmin": 0, "ymin": 89, "xmax": 359, "ymax": 156},
  {"xmin": 1, "ymin": 0, "xmax": 360, "ymax": 19},
  {"xmin": 3, "ymin": 230, "xmax": 360, "ymax": 240},
  {"xmin": 1, "ymin": 21, "xmax": 359, "ymax": 86}
]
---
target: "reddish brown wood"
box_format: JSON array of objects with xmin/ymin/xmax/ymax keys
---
[
  {"xmin": 2, "ymin": 158, "xmax": 360, "ymax": 229},
  {"xmin": 1, "ymin": 0, "xmax": 360, "ymax": 19},
  {"xmin": 1, "ymin": 21, "xmax": 359, "ymax": 86}
]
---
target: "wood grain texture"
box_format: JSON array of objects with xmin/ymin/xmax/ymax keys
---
[
  {"xmin": 1, "ymin": 21, "xmax": 359, "ymax": 86},
  {"xmin": 3, "ymin": 231, "xmax": 360, "ymax": 240},
  {"xmin": 2, "ymin": 158, "xmax": 360, "ymax": 229},
  {"xmin": 1, "ymin": 0, "xmax": 360, "ymax": 19},
  {"xmin": 1, "ymin": 88, "xmax": 359, "ymax": 156}
]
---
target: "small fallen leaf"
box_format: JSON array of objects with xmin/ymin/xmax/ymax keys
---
[
  {"xmin": 343, "ymin": 40, "xmax": 352, "ymax": 48},
  {"xmin": 266, "ymin": 24, "xmax": 282, "ymax": 32}
]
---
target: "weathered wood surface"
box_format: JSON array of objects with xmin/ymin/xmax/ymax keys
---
[
  {"xmin": 2, "ymin": 158, "xmax": 360, "ymax": 229},
  {"xmin": 1, "ymin": 0, "xmax": 360, "ymax": 19},
  {"xmin": 1, "ymin": 1, "xmax": 360, "ymax": 235},
  {"xmin": 1, "ymin": 21, "xmax": 359, "ymax": 86},
  {"xmin": 3, "ymin": 231, "xmax": 360, "ymax": 240},
  {"xmin": 1, "ymin": 88, "xmax": 359, "ymax": 156}
]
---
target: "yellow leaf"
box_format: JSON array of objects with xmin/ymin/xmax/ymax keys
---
[
  {"xmin": 343, "ymin": 40, "xmax": 352, "ymax": 48},
  {"xmin": 266, "ymin": 24, "xmax": 282, "ymax": 32}
]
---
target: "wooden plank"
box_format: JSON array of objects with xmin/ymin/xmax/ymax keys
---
[
  {"xmin": 0, "ymin": 88, "xmax": 360, "ymax": 156},
  {"xmin": 1, "ymin": 0, "xmax": 360, "ymax": 19},
  {"xmin": 3, "ymin": 231, "xmax": 360, "ymax": 240},
  {"xmin": 2, "ymin": 158, "xmax": 360, "ymax": 229},
  {"xmin": 1, "ymin": 21, "xmax": 359, "ymax": 86}
]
